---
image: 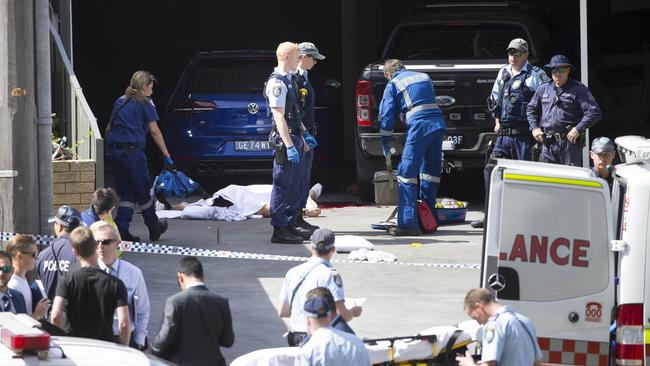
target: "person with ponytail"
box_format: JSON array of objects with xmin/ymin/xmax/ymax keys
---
[{"xmin": 105, "ymin": 71, "xmax": 171, "ymax": 242}]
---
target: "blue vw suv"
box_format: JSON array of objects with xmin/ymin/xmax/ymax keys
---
[{"xmin": 161, "ymin": 50, "xmax": 336, "ymax": 177}]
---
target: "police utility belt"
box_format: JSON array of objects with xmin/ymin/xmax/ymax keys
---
[{"xmin": 541, "ymin": 130, "xmax": 586, "ymax": 146}]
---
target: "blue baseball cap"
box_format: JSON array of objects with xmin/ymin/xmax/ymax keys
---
[
  {"xmin": 303, "ymin": 296, "xmax": 332, "ymax": 318},
  {"xmin": 591, "ymin": 137, "xmax": 615, "ymax": 154},
  {"xmin": 48, "ymin": 205, "xmax": 82, "ymax": 228},
  {"xmin": 545, "ymin": 54, "xmax": 574, "ymax": 69},
  {"xmin": 298, "ymin": 42, "xmax": 326, "ymax": 60},
  {"xmin": 311, "ymin": 228, "xmax": 335, "ymax": 251}
]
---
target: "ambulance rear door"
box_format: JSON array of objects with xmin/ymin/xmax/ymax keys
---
[{"xmin": 482, "ymin": 159, "xmax": 615, "ymax": 363}]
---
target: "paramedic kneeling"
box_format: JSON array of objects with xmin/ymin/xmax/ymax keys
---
[{"xmin": 456, "ymin": 288, "xmax": 543, "ymax": 366}]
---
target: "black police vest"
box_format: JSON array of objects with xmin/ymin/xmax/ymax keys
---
[
  {"xmin": 265, "ymin": 72, "xmax": 302, "ymax": 131},
  {"xmin": 500, "ymin": 69, "xmax": 535, "ymax": 126},
  {"xmin": 295, "ymin": 72, "xmax": 315, "ymax": 130}
]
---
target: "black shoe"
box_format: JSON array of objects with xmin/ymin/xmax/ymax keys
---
[
  {"xmin": 271, "ymin": 226, "xmax": 305, "ymax": 244},
  {"xmin": 294, "ymin": 216, "xmax": 319, "ymax": 231},
  {"xmin": 388, "ymin": 227, "xmax": 421, "ymax": 236},
  {"xmin": 149, "ymin": 219, "xmax": 168, "ymax": 241},
  {"xmin": 289, "ymin": 224, "xmax": 314, "ymax": 240},
  {"xmin": 470, "ymin": 219, "xmax": 484, "ymax": 228},
  {"xmin": 118, "ymin": 227, "xmax": 141, "ymax": 243}
]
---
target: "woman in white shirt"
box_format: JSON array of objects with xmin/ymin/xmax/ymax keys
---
[{"xmin": 6, "ymin": 234, "xmax": 50, "ymax": 319}]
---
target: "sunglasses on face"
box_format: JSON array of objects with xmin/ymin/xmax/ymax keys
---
[
  {"xmin": 20, "ymin": 252, "xmax": 37, "ymax": 258},
  {"xmin": 507, "ymin": 49, "xmax": 523, "ymax": 57},
  {"xmin": 0, "ymin": 265, "xmax": 11, "ymax": 274},
  {"xmin": 551, "ymin": 67, "xmax": 568, "ymax": 74},
  {"xmin": 97, "ymin": 239, "xmax": 119, "ymax": 246}
]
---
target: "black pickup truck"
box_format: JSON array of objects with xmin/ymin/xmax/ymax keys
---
[{"xmin": 354, "ymin": 4, "xmax": 553, "ymax": 201}]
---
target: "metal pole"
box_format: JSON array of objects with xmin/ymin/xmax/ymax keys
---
[
  {"xmin": 35, "ymin": 0, "xmax": 53, "ymax": 234},
  {"xmin": 580, "ymin": 0, "xmax": 589, "ymax": 167}
]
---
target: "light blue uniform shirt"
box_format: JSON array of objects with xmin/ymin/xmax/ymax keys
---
[
  {"xmin": 489, "ymin": 61, "xmax": 548, "ymax": 111},
  {"xmin": 265, "ymin": 67, "xmax": 293, "ymax": 108},
  {"xmin": 300, "ymin": 327, "xmax": 371, "ymax": 366},
  {"xmin": 99, "ymin": 258, "xmax": 150, "ymax": 346},
  {"xmin": 279, "ymin": 257, "xmax": 345, "ymax": 332},
  {"xmin": 481, "ymin": 305, "xmax": 543, "ymax": 365}
]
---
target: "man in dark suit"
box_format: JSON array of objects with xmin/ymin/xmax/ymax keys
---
[
  {"xmin": 151, "ymin": 256, "xmax": 235, "ymax": 366},
  {"xmin": 0, "ymin": 250, "xmax": 27, "ymax": 314}
]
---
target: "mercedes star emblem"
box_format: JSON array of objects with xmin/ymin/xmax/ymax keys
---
[
  {"xmin": 487, "ymin": 273, "xmax": 506, "ymax": 292},
  {"xmin": 247, "ymin": 102, "xmax": 259, "ymax": 115}
]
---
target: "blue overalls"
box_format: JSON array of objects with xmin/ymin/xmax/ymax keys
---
[
  {"xmin": 379, "ymin": 70, "xmax": 447, "ymax": 229},
  {"xmin": 295, "ymin": 68, "xmax": 316, "ymax": 217},
  {"xmin": 105, "ymin": 96, "xmax": 161, "ymax": 234},
  {"xmin": 484, "ymin": 63, "xmax": 546, "ymax": 186},
  {"xmin": 266, "ymin": 71, "xmax": 305, "ymax": 228},
  {"xmin": 527, "ymin": 79, "xmax": 602, "ymax": 166}
]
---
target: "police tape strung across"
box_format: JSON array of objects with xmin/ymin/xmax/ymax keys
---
[{"xmin": 0, "ymin": 231, "xmax": 480, "ymax": 270}]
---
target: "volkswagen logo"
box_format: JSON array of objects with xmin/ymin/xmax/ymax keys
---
[
  {"xmin": 247, "ymin": 102, "xmax": 260, "ymax": 115},
  {"xmin": 487, "ymin": 273, "xmax": 506, "ymax": 292},
  {"xmin": 437, "ymin": 95, "xmax": 456, "ymax": 107}
]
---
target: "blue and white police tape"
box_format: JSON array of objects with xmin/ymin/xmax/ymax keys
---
[{"xmin": 0, "ymin": 231, "xmax": 479, "ymax": 270}]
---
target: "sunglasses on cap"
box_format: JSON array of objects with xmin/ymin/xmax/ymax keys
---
[
  {"xmin": 507, "ymin": 49, "xmax": 524, "ymax": 57},
  {"xmin": 551, "ymin": 67, "xmax": 568, "ymax": 74},
  {"xmin": 0, "ymin": 265, "xmax": 12, "ymax": 274},
  {"xmin": 97, "ymin": 239, "xmax": 119, "ymax": 246}
]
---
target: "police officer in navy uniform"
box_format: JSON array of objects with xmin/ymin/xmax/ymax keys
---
[
  {"xmin": 265, "ymin": 42, "xmax": 314, "ymax": 244},
  {"xmin": 105, "ymin": 71, "xmax": 170, "ymax": 242},
  {"xmin": 290, "ymin": 42, "xmax": 325, "ymax": 234},
  {"xmin": 589, "ymin": 137, "xmax": 616, "ymax": 190},
  {"xmin": 457, "ymin": 288, "xmax": 543, "ymax": 366},
  {"xmin": 472, "ymin": 38, "xmax": 548, "ymax": 229},
  {"xmin": 379, "ymin": 59, "xmax": 447, "ymax": 236},
  {"xmin": 527, "ymin": 55, "xmax": 602, "ymax": 166}
]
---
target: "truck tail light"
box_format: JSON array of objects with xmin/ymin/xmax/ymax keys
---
[
  {"xmin": 616, "ymin": 303, "xmax": 645, "ymax": 365},
  {"xmin": 356, "ymin": 80, "xmax": 372, "ymax": 127}
]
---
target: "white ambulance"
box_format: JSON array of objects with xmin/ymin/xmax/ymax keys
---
[{"xmin": 482, "ymin": 135, "xmax": 650, "ymax": 366}]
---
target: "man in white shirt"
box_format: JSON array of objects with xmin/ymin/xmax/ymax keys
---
[{"xmin": 90, "ymin": 220, "xmax": 150, "ymax": 350}]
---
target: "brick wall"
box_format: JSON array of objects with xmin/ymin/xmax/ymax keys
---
[{"xmin": 52, "ymin": 159, "xmax": 95, "ymax": 213}]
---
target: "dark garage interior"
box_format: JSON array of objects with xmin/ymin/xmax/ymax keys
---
[{"xmin": 67, "ymin": 0, "xmax": 650, "ymax": 194}]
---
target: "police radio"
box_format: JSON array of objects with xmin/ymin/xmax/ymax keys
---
[{"xmin": 299, "ymin": 88, "xmax": 308, "ymax": 108}]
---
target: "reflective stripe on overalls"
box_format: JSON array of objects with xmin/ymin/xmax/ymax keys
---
[{"xmin": 391, "ymin": 74, "xmax": 440, "ymax": 121}]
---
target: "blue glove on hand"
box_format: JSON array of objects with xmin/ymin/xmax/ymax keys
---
[
  {"xmin": 381, "ymin": 135, "xmax": 393, "ymax": 158},
  {"xmin": 304, "ymin": 132, "xmax": 318, "ymax": 149},
  {"xmin": 164, "ymin": 156, "xmax": 176, "ymax": 171},
  {"xmin": 287, "ymin": 146, "xmax": 300, "ymax": 163}
]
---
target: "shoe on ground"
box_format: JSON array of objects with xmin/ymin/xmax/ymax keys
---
[
  {"xmin": 294, "ymin": 216, "xmax": 319, "ymax": 231},
  {"xmin": 118, "ymin": 227, "xmax": 141, "ymax": 243},
  {"xmin": 388, "ymin": 227, "xmax": 421, "ymax": 236},
  {"xmin": 470, "ymin": 219, "xmax": 484, "ymax": 228},
  {"xmin": 271, "ymin": 226, "xmax": 305, "ymax": 244},
  {"xmin": 149, "ymin": 219, "xmax": 168, "ymax": 241},
  {"xmin": 289, "ymin": 224, "xmax": 314, "ymax": 240}
]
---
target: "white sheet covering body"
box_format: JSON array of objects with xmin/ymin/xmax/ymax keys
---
[
  {"xmin": 215, "ymin": 184, "xmax": 317, "ymax": 216},
  {"xmin": 230, "ymin": 347, "xmax": 302, "ymax": 366}
]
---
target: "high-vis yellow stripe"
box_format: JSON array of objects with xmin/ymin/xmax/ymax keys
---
[
  {"xmin": 645, "ymin": 329, "xmax": 650, "ymax": 344},
  {"xmin": 504, "ymin": 173, "xmax": 603, "ymax": 188}
]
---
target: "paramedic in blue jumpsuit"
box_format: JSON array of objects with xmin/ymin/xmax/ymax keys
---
[
  {"xmin": 105, "ymin": 71, "xmax": 169, "ymax": 242},
  {"xmin": 526, "ymin": 55, "xmax": 602, "ymax": 166},
  {"xmin": 291, "ymin": 42, "xmax": 325, "ymax": 233},
  {"xmin": 266, "ymin": 42, "xmax": 312, "ymax": 244},
  {"xmin": 471, "ymin": 38, "xmax": 548, "ymax": 229},
  {"xmin": 379, "ymin": 59, "xmax": 447, "ymax": 236}
]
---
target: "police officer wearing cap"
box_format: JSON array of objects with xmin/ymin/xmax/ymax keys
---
[
  {"xmin": 300, "ymin": 291, "xmax": 371, "ymax": 365},
  {"xmin": 37, "ymin": 205, "xmax": 82, "ymax": 301},
  {"xmin": 473, "ymin": 38, "xmax": 549, "ymax": 229},
  {"xmin": 265, "ymin": 42, "xmax": 313, "ymax": 244},
  {"xmin": 278, "ymin": 228, "xmax": 362, "ymax": 346},
  {"xmin": 379, "ymin": 59, "xmax": 447, "ymax": 236},
  {"xmin": 457, "ymin": 288, "xmax": 543, "ymax": 366},
  {"xmin": 290, "ymin": 42, "xmax": 325, "ymax": 235},
  {"xmin": 105, "ymin": 71, "xmax": 169, "ymax": 242},
  {"xmin": 589, "ymin": 137, "xmax": 616, "ymax": 190},
  {"xmin": 527, "ymin": 55, "xmax": 602, "ymax": 166}
]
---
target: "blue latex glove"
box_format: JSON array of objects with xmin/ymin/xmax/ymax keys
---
[
  {"xmin": 304, "ymin": 132, "xmax": 318, "ymax": 149},
  {"xmin": 164, "ymin": 156, "xmax": 176, "ymax": 171},
  {"xmin": 287, "ymin": 146, "xmax": 300, "ymax": 163},
  {"xmin": 381, "ymin": 135, "xmax": 393, "ymax": 158}
]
